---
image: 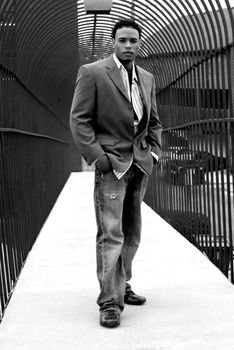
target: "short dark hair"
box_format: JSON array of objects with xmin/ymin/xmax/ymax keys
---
[{"xmin": 111, "ymin": 19, "xmax": 142, "ymax": 39}]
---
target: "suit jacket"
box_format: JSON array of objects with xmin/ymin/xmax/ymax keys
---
[{"xmin": 70, "ymin": 55, "xmax": 162, "ymax": 175}]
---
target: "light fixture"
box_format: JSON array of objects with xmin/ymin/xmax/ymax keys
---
[{"xmin": 84, "ymin": 0, "xmax": 113, "ymax": 14}]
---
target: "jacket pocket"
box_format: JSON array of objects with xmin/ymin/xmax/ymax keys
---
[{"xmin": 97, "ymin": 138, "xmax": 118, "ymax": 146}]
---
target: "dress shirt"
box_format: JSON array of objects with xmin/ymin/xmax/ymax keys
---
[
  {"xmin": 113, "ymin": 54, "xmax": 143, "ymax": 124},
  {"xmin": 113, "ymin": 54, "xmax": 143, "ymax": 179}
]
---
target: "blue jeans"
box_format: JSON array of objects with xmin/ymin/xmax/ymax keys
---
[{"xmin": 94, "ymin": 163, "xmax": 148, "ymax": 310}]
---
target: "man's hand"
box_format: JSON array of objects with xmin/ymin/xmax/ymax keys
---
[{"xmin": 96, "ymin": 154, "xmax": 112, "ymax": 173}]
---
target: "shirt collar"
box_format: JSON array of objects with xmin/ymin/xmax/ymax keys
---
[{"xmin": 113, "ymin": 53, "xmax": 138, "ymax": 83}]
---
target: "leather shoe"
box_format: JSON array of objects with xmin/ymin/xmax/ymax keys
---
[
  {"xmin": 124, "ymin": 290, "xmax": 146, "ymax": 305},
  {"xmin": 100, "ymin": 306, "xmax": 121, "ymax": 328}
]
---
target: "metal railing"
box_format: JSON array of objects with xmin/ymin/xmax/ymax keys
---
[
  {"xmin": 0, "ymin": 66, "xmax": 71, "ymax": 321},
  {"xmin": 144, "ymin": 2, "xmax": 234, "ymax": 283},
  {"xmin": 0, "ymin": 0, "xmax": 79, "ymax": 320}
]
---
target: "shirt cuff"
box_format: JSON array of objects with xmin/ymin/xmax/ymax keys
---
[{"xmin": 151, "ymin": 152, "xmax": 159, "ymax": 162}]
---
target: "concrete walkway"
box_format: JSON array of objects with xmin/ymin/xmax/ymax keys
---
[{"xmin": 0, "ymin": 172, "xmax": 234, "ymax": 350}]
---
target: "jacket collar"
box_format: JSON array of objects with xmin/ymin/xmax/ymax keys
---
[
  {"xmin": 105, "ymin": 55, "xmax": 129, "ymax": 101},
  {"xmin": 105, "ymin": 54, "xmax": 148, "ymax": 106},
  {"xmin": 112, "ymin": 53, "xmax": 138, "ymax": 83}
]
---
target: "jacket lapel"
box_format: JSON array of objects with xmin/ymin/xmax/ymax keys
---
[
  {"xmin": 104, "ymin": 56, "xmax": 151, "ymax": 110},
  {"xmin": 105, "ymin": 56, "xmax": 130, "ymax": 102},
  {"xmin": 136, "ymin": 66, "xmax": 150, "ymax": 109}
]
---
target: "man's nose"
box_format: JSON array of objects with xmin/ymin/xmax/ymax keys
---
[{"xmin": 125, "ymin": 40, "xmax": 131, "ymax": 48}]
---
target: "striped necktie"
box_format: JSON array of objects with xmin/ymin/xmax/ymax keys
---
[{"xmin": 131, "ymin": 78, "xmax": 143, "ymax": 123}]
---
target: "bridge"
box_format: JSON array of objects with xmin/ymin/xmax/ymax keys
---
[
  {"xmin": 1, "ymin": 172, "xmax": 234, "ymax": 349},
  {"xmin": 0, "ymin": 0, "xmax": 234, "ymax": 348}
]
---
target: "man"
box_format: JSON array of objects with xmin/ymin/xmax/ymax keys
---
[{"xmin": 70, "ymin": 19, "xmax": 162, "ymax": 328}]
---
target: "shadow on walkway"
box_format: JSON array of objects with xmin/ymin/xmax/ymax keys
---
[{"xmin": 0, "ymin": 172, "xmax": 234, "ymax": 350}]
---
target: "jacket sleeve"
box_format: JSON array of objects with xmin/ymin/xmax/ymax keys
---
[
  {"xmin": 69, "ymin": 65, "xmax": 105, "ymax": 165},
  {"xmin": 148, "ymin": 75, "xmax": 162, "ymax": 158}
]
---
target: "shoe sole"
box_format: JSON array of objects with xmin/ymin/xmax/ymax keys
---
[
  {"xmin": 100, "ymin": 320, "xmax": 120, "ymax": 328},
  {"xmin": 124, "ymin": 299, "xmax": 146, "ymax": 305}
]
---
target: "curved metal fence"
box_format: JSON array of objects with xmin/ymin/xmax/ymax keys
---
[
  {"xmin": 142, "ymin": 1, "xmax": 234, "ymax": 282},
  {"xmin": 0, "ymin": 0, "xmax": 79, "ymax": 320}
]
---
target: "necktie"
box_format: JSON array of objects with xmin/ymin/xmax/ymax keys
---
[
  {"xmin": 119, "ymin": 64, "xmax": 143, "ymax": 123},
  {"xmin": 131, "ymin": 79, "xmax": 143, "ymax": 123}
]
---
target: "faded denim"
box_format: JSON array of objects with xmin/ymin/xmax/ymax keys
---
[{"xmin": 94, "ymin": 163, "xmax": 148, "ymax": 310}]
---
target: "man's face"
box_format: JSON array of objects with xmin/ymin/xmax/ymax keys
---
[{"xmin": 112, "ymin": 26, "xmax": 141, "ymax": 63}]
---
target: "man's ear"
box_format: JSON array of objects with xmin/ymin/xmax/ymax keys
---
[
  {"xmin": 112, "ymin": 38, "xmax": 115, "ymax": 49},
  {"xmin": 139, "ymin": 38, "xmax": 142, "ymax": 49}
]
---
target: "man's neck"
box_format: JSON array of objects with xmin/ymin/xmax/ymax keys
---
[
  {"xmin": 113, "ymin": 53, "xmax": 134, "ymax": 73},
  {"xmin": 122, "ymin": 61, "xmax": 133, "ymax": 73},
  {"xmin": 116, "ymin": 55, "xmax": 134, "ymax": 72}
]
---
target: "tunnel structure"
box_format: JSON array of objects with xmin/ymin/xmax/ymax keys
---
[{"xmin": 0, "ymin": 0, "xmax": 234, "ymax": 321}]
